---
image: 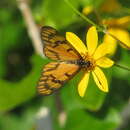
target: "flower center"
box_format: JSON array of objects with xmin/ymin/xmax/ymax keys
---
[{"xmin": 81, "ymin": 53, "xmax": 96, "ymax": 72}]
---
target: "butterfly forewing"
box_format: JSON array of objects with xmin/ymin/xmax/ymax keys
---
[
  {"xmin": 38, "ymin": 26, "xmax": 81, "ymax": 95},
  {"xmin": 37, "ymin": 62, "xmax": 80, "ymax": 95},
  {"xmin": 41, "ymin": 26, "xmax": 81, "ymax": 61}
]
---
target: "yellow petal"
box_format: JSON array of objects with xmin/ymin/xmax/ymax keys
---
[
  {"xmin": 78, "ymin": 72, "xmax": 90, "ymax": 97},
  {"xmin": 92, "ymin": 67, "xmax": 108, "ymax": 92},
  {"xmin": 103, "ymin": 28, "xmax": 117, "ymax": 55},
  {"xmin": 87, "ymin": 26, "xmax": 98, "ymax": 55},
  {"xmin": 82, "ymin": 6, "xmax": 93, "ymax": 15},
  {"xmin": 102, "ymin": 16, "xmax": 130, "ymax": 28},
  {"xmin": 66, "ymin": 32, "xmax": 87, "ymax": 56},
  {"xmin": 116, "ymin": 16, "xmax": 130, "ymax": 27},
  {"xmin": 93, "ymin": 43, "xmax": 109, "ymax": 60},
  {"xmin": 114, "ymin": 28, "xmax": 130, "ymax": 48},
  {"xmin": 106, "ymin": 28, "xmax": 130, "ymax": 49},
  {"xmin": 96, "ymin": 57, "xmax": 114, "ymax": 68}
]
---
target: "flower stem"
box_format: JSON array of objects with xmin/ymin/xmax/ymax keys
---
[
  {"xmin": 104, "ymin": 31, "xmax": 130, "ymax": 50},
  {"xmin": 114, "ymin": 63, "xmax": 130, "ymax": 72},
  {"xmin": 64, "ymin": 0, "xmax": 130, "ymax": 50},
  {"xmin": 64, "ymin": 0, "xmax": 107, "ymax": 32},
  {"xmin": 64, "ymin": 0, "xmax": 99, "ymax": 28}
]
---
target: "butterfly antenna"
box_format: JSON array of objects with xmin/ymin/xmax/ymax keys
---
[{"xmin": 114, "ymin": 63, "xmax": 130, "ymax": 72}]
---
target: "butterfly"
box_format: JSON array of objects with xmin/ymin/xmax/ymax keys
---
[{"xmin": 37, "ymin": 26, "xmax": 91, "ymax": 95}]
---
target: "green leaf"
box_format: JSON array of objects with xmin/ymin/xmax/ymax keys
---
[
  {"xmin": 60, "ymin": 68, "xmax": 112, "ymax": 111},
  {"xmin": 0, "ymin": 9, "xmax": 23, "ymax": 77},
  {"xmin": 113, "ymin": 49, "xmax": 130, "ymax": 79},
  {"xmin": 0, "ymin": 95, "xmax": 54, "ymax": 130},
  {"xmin": 0, "ymin": 55, "xmax": 49, "ymax": 111},
  {"xmin": 118, "ymin": 0, "xmax": 130, "ymax": 8},
  {"xmin": 64, "ymin": 108, "xmax": 121, "ymax": 130},
  {"xmin": 81, "ymin": 0, "xmax": 105, "ymax": 7},
  {"xmin": 34, "ymin": 0, "xmax": 81, "ymax": 29}
]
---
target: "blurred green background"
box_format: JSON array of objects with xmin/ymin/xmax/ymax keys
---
[{"xmin": 0, "ymin": 0, "xmax": 130, "ymax": 130}]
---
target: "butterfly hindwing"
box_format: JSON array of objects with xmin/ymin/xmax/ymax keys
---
[
  {"xmin": 37, "ymin": 62, "xmax": 80, "ymax": 95},
  {"xmin": 41, "ymin": 26, "xmax": 81, "ymax": 61}
]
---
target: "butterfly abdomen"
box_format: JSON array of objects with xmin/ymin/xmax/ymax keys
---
[{"xmin": 67, "ymin": 60, "xmax": 91, "ymax": 68}]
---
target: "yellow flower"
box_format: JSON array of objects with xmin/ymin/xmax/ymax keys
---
[
  {"xmin": 82, "ymin": 1, "xmax": 130, "ymax": 55},
  {"xmin": 103, "ymin": 17, "xmax": 130, "ymax": 55},
  {"xmin": 66, "ymin": 26, "xmax": 114, "ymax": 97}
]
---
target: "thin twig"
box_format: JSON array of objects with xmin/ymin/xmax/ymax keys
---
[
  {"xmin": 17, "ymin": 0, "xmax": 44, "ymax": 57},
  {"xmin": 114, "ymin": 63, "xmax": 130, "ymax": 72},
  {"xmin": 64, "ymin": 0, "xmax": 98, "ymax": 27},
  {"xmin": 104, "ymin": 30, "xmax": 130, "ymax": 50}
]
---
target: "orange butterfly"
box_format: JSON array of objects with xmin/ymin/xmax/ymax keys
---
[{"xmin": 37, "ymin": 26, "xmax": 92, "ymax": 95}]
